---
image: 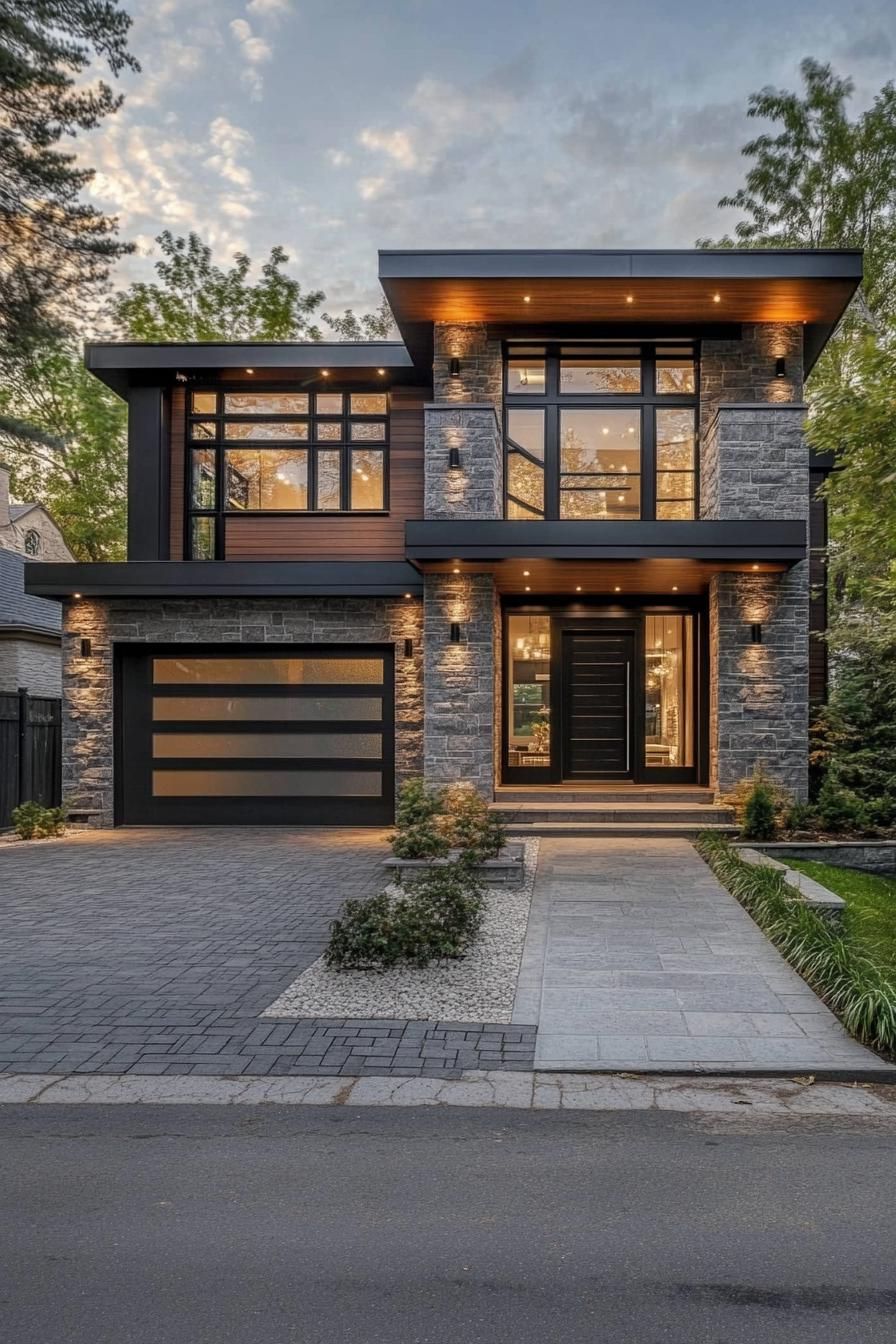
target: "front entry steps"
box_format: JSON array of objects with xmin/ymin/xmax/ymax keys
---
[{"xmin": 492, "ymin": 787, "xmax": 737, "ymax": 838}]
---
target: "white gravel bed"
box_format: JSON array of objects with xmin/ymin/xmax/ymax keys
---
[{"xmin": 263, "ymin": 838, "xmax": 539, "ymax": 1023}]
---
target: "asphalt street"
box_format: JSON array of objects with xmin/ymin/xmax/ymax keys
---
[{"xmin": 2, "ymin": 1103, "xmax": 895, "ymax": 1343}]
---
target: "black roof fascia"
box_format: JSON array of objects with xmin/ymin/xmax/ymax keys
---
[
  {"xmin": 24, "ymin": 560, "xmax": 423, "ymax": 600},
  {"xmin": 85, "ymin": 341, "xmax": 416, "ymax": 396},
  {"xmin": 378, "ymin": 248, "xmax": 863, "ymax": 281},
  {"xmin": 404, "ymin": 519, "xmax": 806, "ymax": 564}
]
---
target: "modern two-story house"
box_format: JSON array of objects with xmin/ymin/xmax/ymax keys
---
[{"xmin": 25, "ymin": 248, "xmax": 860, "ymax": 828}]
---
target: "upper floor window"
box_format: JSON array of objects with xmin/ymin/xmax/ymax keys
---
[
  {"xmin": 186, "ymin": 388, "xmax": 389, "ymax": 559},
  {"xmin": 23, "ymin": 528, "xmax": 41, "ymax": 556},
  {"xmin": 504, "ymin": 344, "xmax": 697, "ymax": 521}
]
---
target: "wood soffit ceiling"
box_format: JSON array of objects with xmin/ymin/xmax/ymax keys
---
[
  {"xmin": 382, "ymin": 276, "xmax": 858, "ymax": 327},
  {"xmin": 422, "ymin": 558, "xmax": 787, "ymax": 595}
]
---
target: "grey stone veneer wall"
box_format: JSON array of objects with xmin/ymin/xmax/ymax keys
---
[
  {"xmin": 432, "ymin": 323, "xmax": 503, "ymax": 408},
  {"xmin": 701, "ymin": 400, "xmax": 810, "ymax": 800},
  {"xmin": 425, "ymin": 324, "xmax": 503, "ymax": 521},
  {"xmin": 61, "ymin": 596, "xmax": 423, "ymax": 826},
  {"xmin": 423, "ymin": 573, "xmax": 498, "ymax": 797},
  {"xmin": 700, "ymin": 322, "xmax": 804, "ymax": 435}
]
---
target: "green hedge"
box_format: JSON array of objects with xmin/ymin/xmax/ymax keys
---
[{"xmin": 696, "ymin": 832, "xmax": 896, "ymax": 1056}]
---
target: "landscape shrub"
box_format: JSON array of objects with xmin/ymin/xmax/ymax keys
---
[
  {"xmin": 389, "ymin": 778, "xmax": 449, "ymax": 860},
  {"xmin": 723, "ymin": 766, "xmax": 789, "ymax": 830},
  {"xmin": 783, "ymin": 800, "xmax": 816, "ymax": 833},
  {"xmin": 324, "ymin": 862, "xmax": 484, "ymax": 970},
  {"xmin": 442, "ymin": 784, "xmax": 507, "ymax": 865},
  {"xmin": 816, "ymin": 773, "xmax": 869, "ymax": 833},
  {"xmin": 11, "ymin": 801, "xmax": 66, "ymax": 840},
  {"xmin": 741, "ymin": 773, "xmax": 778, "ymax": 841},
  {"xmin": 696, "ymin": 832, "xmax": 896, "ymax": 1055}
]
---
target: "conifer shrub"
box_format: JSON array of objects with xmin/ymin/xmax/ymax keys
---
[{"xmin": 741, "ymin": 773, "xmax": 778, "ymax": 841}]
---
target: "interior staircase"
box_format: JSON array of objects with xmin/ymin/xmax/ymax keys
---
[{"xmin": 491, "ymin": 785, "xmax": 737, "ymax": 839}]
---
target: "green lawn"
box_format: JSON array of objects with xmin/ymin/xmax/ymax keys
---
[{"xmin": 784, "ymin": 859, "xmax": 896, "ymax": 969}]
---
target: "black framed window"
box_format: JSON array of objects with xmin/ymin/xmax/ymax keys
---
[
  {"xmin": 503, "ymin": 343, "xmax": 697, "ymax": 521},
  {"xmin": 185, "ymin": 388, "xmax": 389, "ymax": 558}
]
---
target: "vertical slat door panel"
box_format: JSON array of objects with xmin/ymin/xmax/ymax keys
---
[{"xmin": 563, "ymin": 633, "xmax": 634, "ymax": 778}]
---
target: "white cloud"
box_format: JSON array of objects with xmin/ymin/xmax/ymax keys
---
[
  {"xmin": 229, "ymin": 18, "xmax": 272, "ymax": 63},
  {"xmin": 229, "ymin": 16, "xmax": 272, "ymax": 98},
  {"xmin": 208, "ymin": 116, "xmax": 254, "ymax": 188},
  {"xmin": 247, "ymin": 0, "xmax": 293, "ymax": 14},
  {"xmin": 327, "ymin": 148, "xmax": 352, "ymax": 168},
  {"xmin": 358, "ymin": 176, "xmax": 386, "ymax": 201},
  {"xmin": 358, "ymin": 127, "xmax": 418, "ymax": 170}
]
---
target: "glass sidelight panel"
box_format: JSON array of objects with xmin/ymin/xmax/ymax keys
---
[
  {"xmin": 644, "ymin": 615, "xmax": 694, "ymax": 768},
  {"xmin": 655, "ymin": 408, "xmax": 696, "ymax": 520},
  {"xmin": 507, "ymin": 615, "xmax": 551, "ymax": 768}
]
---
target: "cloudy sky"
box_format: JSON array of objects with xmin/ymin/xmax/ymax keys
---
[{"xmin": 83, "ymin": 0, "xmax": 896, "ymax": 316}]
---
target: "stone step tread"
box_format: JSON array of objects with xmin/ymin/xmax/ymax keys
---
[
  {"xmin": 493, "ymin": 802, "xmax": 733, "ymax": 814},
  {"xmin": 505, "ymin": 822, "xmax": 739, "ymax": 838}
]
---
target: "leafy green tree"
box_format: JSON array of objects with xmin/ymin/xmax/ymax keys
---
[
  {"xmin": 323, "ymin": 297, "xmax": 397, "ymax": 341},
  {"xmin": 111, "ymin": 232, "xmax": 326, "ymax": 342},
  {"xmin": 0, "ymin": 0, "xmax": 138, "ymax": 348},
  {"xmin": 698, "ymin": 59, "xmax": 896, "ymax": 322},
  {"xmin": 808, "ymin": 335, "xmax": 896, "ymax": 612},
  {"xmin": 815, "ymin": 617, "xmax": 896, "ymax": 827},
  {"xmin": 0, "ymin": 342, "xmax": 127, "ymax": 559}
]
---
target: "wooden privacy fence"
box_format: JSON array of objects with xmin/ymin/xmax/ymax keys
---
[{"xmin": 0, "ymin": 690, "xmax": 62, "ymax": 827}]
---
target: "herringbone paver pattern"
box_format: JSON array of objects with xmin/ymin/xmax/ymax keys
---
[{"xmin": 0, "ymin": 830, "xmax": 535, "ymax": 1076}]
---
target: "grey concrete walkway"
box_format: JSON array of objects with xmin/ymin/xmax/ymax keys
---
[{"xmin": 513, "ymin": 838, "xmax": 888, "ymax": 1075}]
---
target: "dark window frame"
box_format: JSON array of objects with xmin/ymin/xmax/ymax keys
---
[
  {"xmin": 503, "ymin": 342, "xmax": 699, "ymax": 522},
  {"xmin": 185, "ymin": 384, "xmax": 390, "ymax": 560}
]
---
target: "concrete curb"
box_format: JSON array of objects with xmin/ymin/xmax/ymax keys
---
[{"xmin": 3, "ymin": 1069, "xmax": 896, "ymax": 1113}]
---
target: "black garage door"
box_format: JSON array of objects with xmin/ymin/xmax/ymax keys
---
[{"xmin": 116, "ymin": 645, "xmax": 395, "ymax": 826}]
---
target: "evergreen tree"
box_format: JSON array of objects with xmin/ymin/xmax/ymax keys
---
[{"xmin": 0, "ymin": 0, "xmax": 138, "ymax": 347}]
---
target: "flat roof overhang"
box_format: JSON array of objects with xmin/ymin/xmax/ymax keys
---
[
  {"xmin": 379, "ymin": 248, "xmax": 863, "ymax": 373},
  {"xmin": 405, "ymin": 519, "xmax": 805, "ymax": 595},
  {"xmin": 84, "ymin": 341, "xmax": 416, "ymax": 397},
  {"xmin": 24, "ymin": 560, "xmax": 424, "ymax": 601}
]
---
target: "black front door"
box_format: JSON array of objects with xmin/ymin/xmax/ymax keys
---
[{"xmin": 562, "ymin": 630, "xmax": 635, "ymax": 780}]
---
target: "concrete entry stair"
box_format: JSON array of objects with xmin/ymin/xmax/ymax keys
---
[
  {"xmin": 493, "ymin": 787, "xmax": 737, "ymax": 839},
  {"xmin": 513, "ymin": 836, "xmax": 893, "ymax": 1078}
]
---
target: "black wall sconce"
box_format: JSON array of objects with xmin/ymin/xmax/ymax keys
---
[
  {"xmin": 750, "ymin": 623, "xmax": 763, "ymax": 644},
  {"xmin": 449, "ymin": 356, "xmax": 461, "ymax": 378},
  {"xmin": 403, "ymin": 638, "xmax": 414, "ymax": 659},
  {"xmin": 80, "ymin": 637, "xmax": 92, "ymax": 658},
  {"xmin": 448, "ymin": 444, "xmax": 461, "ymax": 469},
  {"xmin": 449, "ymin": 621, "xmax": 462, "ymax": 644},
  {"xmin": 774, "ymin": 357, "xmax": 787, "ymax": 378}
]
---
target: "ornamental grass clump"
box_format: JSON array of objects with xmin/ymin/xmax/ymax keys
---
[{"xmin": 696, "ymin": 832, "xmax": 896, "ymax": 1056}]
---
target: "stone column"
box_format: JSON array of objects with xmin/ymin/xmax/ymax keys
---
[
  {"xmin": 424, "ymin": 323, "xmax": 503, "ymax": 521},
  {"xmin": 702, "ymin": 402, "xmax": 810, "ymax": 800},
  {"xmin": 423, "ymin": 573, "xmax": 497, "ymax": 797}
]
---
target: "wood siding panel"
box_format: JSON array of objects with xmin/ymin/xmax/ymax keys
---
[
  {"xmin": 169, "ymin": 387, "xmax": 185, "ymax": 560},
  {"xmin": 808, "ymin": 469, "xmax": 828, "ymax": 703},
  {"xmin": 224, "ymin": 386, "xmax": 426, "ymax": 561}
]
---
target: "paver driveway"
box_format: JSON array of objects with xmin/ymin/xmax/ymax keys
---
[
  {"xmin": 515, "ymin": 837, "xmax": 888, "ymax": 1075},
  {"xmin": 0, "ymin": 830, "xmax": 533, "ymax": 1077}
]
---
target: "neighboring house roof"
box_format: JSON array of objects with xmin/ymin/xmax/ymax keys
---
[{"xmin": 0, "ymin": 548, "xmax": 61, "ymax": 637}]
